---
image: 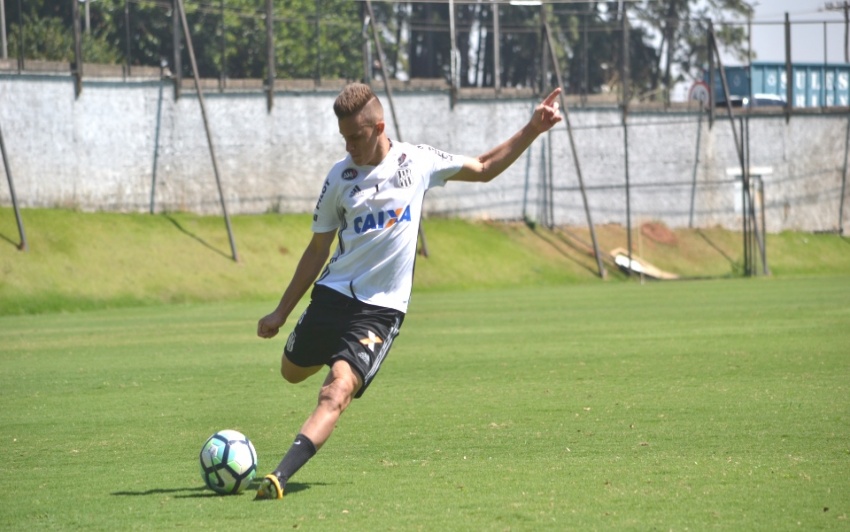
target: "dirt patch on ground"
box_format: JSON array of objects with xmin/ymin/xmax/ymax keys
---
[{"xmin": 641, "ymin": 222, "xmax": 678, "ymax": 246}]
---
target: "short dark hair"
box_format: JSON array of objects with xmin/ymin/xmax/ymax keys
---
[{"xmin": 333, "ymin": 83, "xmax": 377, "ymax": 119}]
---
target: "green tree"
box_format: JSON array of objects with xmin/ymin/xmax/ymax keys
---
[
  {"xmin": 634, "ymin": 0, "xmax": 753, "ymax": 101},
  {"xmin": 6, "ymin": 1, "xmax": 120, "ymax": 64}
]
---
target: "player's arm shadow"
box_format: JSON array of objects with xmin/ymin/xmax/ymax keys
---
[{"xmin": 110, "ymin": 482, "xmax": 318, "ymax": 499}]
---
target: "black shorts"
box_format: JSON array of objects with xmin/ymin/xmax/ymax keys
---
[{"xmin": 284, "ymin": 284, "xmax": 405, "ymax": 398}]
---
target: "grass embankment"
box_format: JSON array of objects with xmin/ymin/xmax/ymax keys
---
[{"xmin": 1, "ymin": 207, "xmax": 849, "ymax": 315}]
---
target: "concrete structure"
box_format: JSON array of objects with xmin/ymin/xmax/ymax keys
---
[{"xmin": 1, "ymin": 74, "xmax": 847, "ymax": 233}]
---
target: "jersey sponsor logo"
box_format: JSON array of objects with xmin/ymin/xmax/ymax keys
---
[
  {"xmin": 358, "ymin": 331, "xmax": 383, "ymax": 352},
  {"xmin": 315, "ymin": 179, "xmax": 330, "ymax": 210},
  {"xmin": 353, "ymin": 205, "xmax": 412, "ymax": 234},
  {"xmin": 418, "ymin": 144, "xmax": 453, "ymax": 161},
  {"xmin": 342, "ymin": 168, "xmax": 359, "ymax": 181}
]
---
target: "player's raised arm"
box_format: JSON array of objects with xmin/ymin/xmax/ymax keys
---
[{"xmin": 449, "ymin": 87, "xmax": 563, "ymax": 183}]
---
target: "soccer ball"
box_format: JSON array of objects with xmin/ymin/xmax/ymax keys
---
[{"xmin": 199, "ymin": 429, "xmax": 258, "ymax": 495}]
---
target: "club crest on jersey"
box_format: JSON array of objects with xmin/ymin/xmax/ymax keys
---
[
  {"xmin": 354, "ymin": 205, "xmax": 412, "ymax": 234},
  {"xmin": 342, "ymin": 168, "xmax": 358, "ymax": 181},
  {"xmin": 396, "ymin": 167, "xmax": 413, "ymax": 188}
]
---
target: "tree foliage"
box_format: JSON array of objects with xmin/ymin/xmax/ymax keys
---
[{"xmin": 3, "ymin": 0, "xmax": 753, "ymax": 97}]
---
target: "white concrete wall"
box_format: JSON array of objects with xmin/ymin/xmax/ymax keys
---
[{"xmin": 1, "ymin": 74, "xmax": 847, "ymax": 232}]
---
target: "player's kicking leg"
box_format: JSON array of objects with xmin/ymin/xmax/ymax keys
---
[{"xmin": 255, "ymin": 361, "xmax": 359, "ymax": 500}]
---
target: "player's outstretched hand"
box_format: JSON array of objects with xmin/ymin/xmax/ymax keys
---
[
  {"xmin": 530, "ymin": 87, "xmax": 563, "ymax": 134},
  {"xmin": 257, "ymin": 312, "xmax": 285, "ymax": 339}
]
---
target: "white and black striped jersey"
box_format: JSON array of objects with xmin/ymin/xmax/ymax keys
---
[{"xmin": 312, "ymin": 140, "xmax": 463, "ymax": 313}]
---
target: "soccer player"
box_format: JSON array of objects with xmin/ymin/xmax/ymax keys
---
[{"xmin": 254, "ymin": 82, "xmax": 563, "ymax": 500}]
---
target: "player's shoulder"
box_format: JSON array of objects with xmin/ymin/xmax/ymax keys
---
[{"xmin": 325, "ymin": 156, "xmax": 362, "ymax": 184}]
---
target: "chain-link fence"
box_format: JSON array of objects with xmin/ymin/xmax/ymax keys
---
[{"xmin": 1, "ymin": 1, "xmax": 848, "ymax": 109}]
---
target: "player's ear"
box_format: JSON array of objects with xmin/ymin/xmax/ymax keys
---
[{"xmin": 375, "ymin": 120, "xmax": 385, "ymax": 135}]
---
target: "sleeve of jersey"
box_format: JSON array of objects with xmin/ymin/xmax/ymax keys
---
[
  {"xmin": 311, "ymin": 174, "xmax": 341, "ymax": 233},
  {"xmin": 416, "ymin": 144, "xmax": 465, "ymax": 190}
]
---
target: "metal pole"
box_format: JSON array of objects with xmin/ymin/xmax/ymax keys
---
[
  {"xmin": 543, "ymin": 18, "xmax": 606, "ymax": 278},
  {"xmin": 149, "ymin": 67, "xmax": 165, "ymax": 214},
  {"xmin": 845, "ymin": 2, "xmax": 849, "ymax": 63},
  {"xmin": 265, "ymin": 0, "xmax": 275, "ymax": 111},
  {"xmin": 688, "ymin": 110, "xmax": 703, "ymax": 228},
  {"xmin": 759, "ymin": 177, "xmax": 768, "ymax": 274},
  {"xmin": 621, "ymin": 10, "xmax": 631, "ymax": 272},
  {"xmin": 72, "ymin": 0, "xmax": 84, "ymax": 98},
  {"xmin": 710, "ymin": 22, "xmax": 751, "ymax": 276},
  {"xmin": 522, "ymin": 136, "xmax": 532, "ymax": 224},
  {"xmin": 740, "ymin": 118, "xmax": 750, "ymax": 275},
  {"xmin": 581, "ymin": 11, "xmax": 588, "ymax": 106},
  {"xmin": 710, "ymin": 22, "xmax": 745, "ymax": 175},
  {"xmin": 1, "ymin": 0, "xmax": 7, "ymax": 59},
  {"xmin": 15, "ymin": 0, "xmax": 22, "ymax": 71},
  {"xmin": 361, "ymin": 2, "xmax": 371, "ymax": 82},
  {"xmin": 708, "ymin": 21, "xmax": 715, "ymax": 129},
  {"xmin": 0, "ymin": 119, "xmax": 27, "ymax": 251},
  {"xmin": 175, "ymin": 0, "xmax": 239, "ymax": 262},
  {"xmin": 785, "ymin": 13, "xmax": 792, "ymax": 121},
  {"xmin": 449, "ymin": 0, "xmax": 458, "ymax": 108},
  {"xmin": 745, "ymin": 115, "xmax": 766, "ymax": 276},
  {"xmin": 547, "ymin": 133, "xmax": 554, "ymax": 228},
  {"xmin": 747, "ymin": 6, "xmax": 753, "ymax": 108},
  {"xmin": 540, "ymin": 3, "xmax": 549, "ymax": 94},
  {"xmin": 839, "ymin": 115, "xmax": 850, "ymax": 235},
  {"xmin": 172, "ymin": 0, "xmax": 182, "ymax": 100},
  {"xmin": 492, "ymin": 1, "xmax": 500, "ymax": 94},
  {"xmin": 621, "ymin": 7, "xmax": 630, "ymax": 115},
  {"xmin": 219, "ymin": 0, "xmax": 225, "ymax": 92},
  {"xmin": 365, "ymin": 0, "xmax": 401, "ymax": 140},
  {"xmin": 365, "ymin": 0, "xmax": 429, "ymax": 257},
  {"xmin": 85, "ymin": 0, "xmax": 91, "ymax": 34},
  {"xmin": 314, "ymin": 0, "xmax": 321, "ymax": 85},
  {"xmin": 124, "ymin": 0, "xmax": 131, "ymax": 78}
]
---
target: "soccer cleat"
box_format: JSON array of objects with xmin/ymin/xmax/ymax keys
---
[{"xmin": 254, "ymin": 473, "xmax": 284, "ymax": 500}]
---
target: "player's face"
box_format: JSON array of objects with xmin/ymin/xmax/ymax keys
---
[{"xmin": 339, "ymin": 113, "xmax": 382, "ymax": 166}]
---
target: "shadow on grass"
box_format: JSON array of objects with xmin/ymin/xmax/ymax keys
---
[
  {"xmin": 110, "ymin": 482, "xmax": 318, "ymax": 499},
  {"xmin": 527, "ymin": 225, "xmax": 600, "ymax": 277},
  {"xmin": 164, "ymin": 215, "xmax": 232, "ymax": 260},
  {"xmin": 0, "ymin": 232, "xmax": 23, "ymax": 250},
  {"xmin": 696, "ymin": 229, "xmax": 736, "ymax": 267}
]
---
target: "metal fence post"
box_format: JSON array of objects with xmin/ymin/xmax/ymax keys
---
[
  {"xmin": 175, "ymin": 0, "xmax": 239, "ymax": 262},
  {"xmin": 72, "ymin": 0, "xmax": 83, "ymax": 98},
  {"xmin": 266, "ymin": 0, "xmax": 274, "ymax": 111},
  {"xmin": 0, "ymin": 119, "xmax": 27, "ymax": 251}
]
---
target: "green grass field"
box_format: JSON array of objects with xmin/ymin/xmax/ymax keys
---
[{"xmin": 1, "ymin": 277, "xmax": 848, "ymax": 529}]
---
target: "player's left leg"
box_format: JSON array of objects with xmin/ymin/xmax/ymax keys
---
[
  {"xmin": 256, "ymin": 360, "xmax": 360, "ymax": 500},
  {"xmin": 299, "ymin": 359, "xmax": 362, "ymax": 448}
]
